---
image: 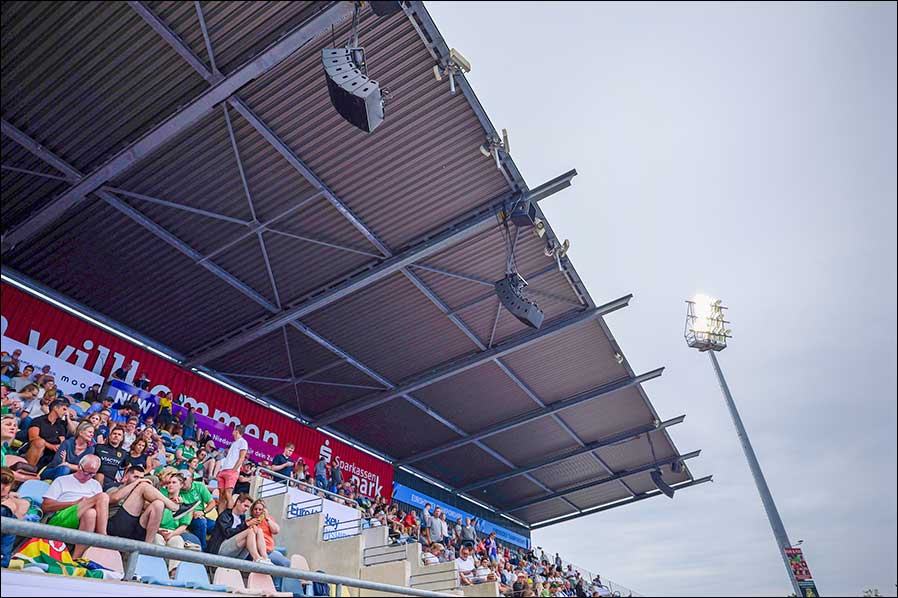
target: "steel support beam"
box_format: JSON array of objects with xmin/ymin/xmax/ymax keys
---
[
  {"xmin": 1, "ymin": 1, "xmax": 353, "ymax": 252},
  {"xmin": 0, "ymin": 119, "xmax": 278, "ymax": 313},
  {"xmin": 184, "ymin": 170, "xmax": 577, "ymax": 366},
  {"xmin": 397, "ymin": 367, "xmax": 664, "ymax": 466},
  {"xmin": 313, "ymin": 298, "xmax": 630, "ymax": 427},
  {"xmin": 501, "ymin": 450, "xmax": 702, "ymax": 514},
  {"xmin": 460, "ymin": 416, "xmax": 686, "ymax": 492},
  {"xmin": 529, "ymin": 475, "xmax": 714, "ymax": 530}
]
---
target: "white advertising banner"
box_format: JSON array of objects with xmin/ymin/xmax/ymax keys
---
[
  {"xmin": 2, "ymin": 335, "xmax": 105, "ymax": 397},
  {"xmin": 280, "ymin": 484, "xmax": 361, "ymax": 541}
]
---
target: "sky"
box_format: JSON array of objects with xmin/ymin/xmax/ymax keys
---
[{"xmin": 427, "ymin": 2, "xmax": 898, "ymax": 596}]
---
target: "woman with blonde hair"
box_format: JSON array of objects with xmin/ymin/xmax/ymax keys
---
[{"xmin": 40, "ymin": 420, "xmax": 94, "ymax": 481}]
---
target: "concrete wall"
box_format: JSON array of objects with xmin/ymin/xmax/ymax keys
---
[
  {"xmin": 358, "ymin": 561, "xmax": 410, "ymax": 597},
  {"xmin": 461, "ymin": 581, "xmax": 501, "ymax": 597}
]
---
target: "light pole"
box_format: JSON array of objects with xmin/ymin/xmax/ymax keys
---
[{"xmin": 685, "ymin": 295, "xmax": 804, "ymax": 597}]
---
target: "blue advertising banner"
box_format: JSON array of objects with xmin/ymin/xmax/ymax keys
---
[{"xmin": 392, "ymin": 482, "xmax": 530, "ymax": 549}]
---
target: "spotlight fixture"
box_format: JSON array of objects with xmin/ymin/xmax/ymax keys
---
[
  {"xmin": 670, "ymin": 460, "xmax": 684, "ymax": 474},
  {"xmin": 433, "ymin": 47, "xmax": 472, "ymax": 95},
  {"xmin": 368, "ymin": 1, "xmax": 403, "ymax": 17},
  {"xmin": 650, "ymin": 469, "xmax": 675, "ymax": 499},
  {"xmin": 495, "ymin": 272, "xmax": 544, "ymax": 330}
]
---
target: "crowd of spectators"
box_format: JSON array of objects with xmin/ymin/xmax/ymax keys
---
[{"xmin": 1, "ymin": 351, "xmax": 613, "ymax": 596}]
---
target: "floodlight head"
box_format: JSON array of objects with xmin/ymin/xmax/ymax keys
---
[
  {"xmin": 650, "ymin": 469, "xmax": 675, "ymax": 499},
  {"xmin": 685, "ymin": 293, "xmax": 732, "ymax": 352}
]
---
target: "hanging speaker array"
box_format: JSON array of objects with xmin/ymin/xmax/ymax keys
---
[
  {"xmin": 495, "ymin": 273, "xmax": 545, "ymax": 330},
  {"xmin": 322, "ymin": 47, "xmax": 384, "ymax": 133}
]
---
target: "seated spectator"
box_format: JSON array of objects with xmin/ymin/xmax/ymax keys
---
[
  {"xmin": 474, "ymin": 556, "xmax": 494, "ymax": 584},
  {"xmin": 40, "ymin": 421, "xmax": 95, "ymax": 481},
  {"xmin": 171, "ymin": 466, "xmax": 216, "ymax": 552},
  {"xmin": 422, "ymin": 542, "xmax": 443, "ymax": 565},
  {"xmin": 2, "ymin": 414, "xmax": 37, "ymax": 482},
  {"xmin": 10, "ymin": 365, "xmax": 34, "ymax": 392},
  {"xmin": 107, "ymin": 465, "xmax": 190, "ymax": 544},
  {"xmin": 2, "ymin": 467, "xmax": 42, "ymax": 567},
  {"xmin": 234, "ymin": 460, "xmax": 254, "ymax": 495},
  {"xmin": 95, "ymin": 425, "xmax": 128, "ymax": 489},
  {"xmin": 174, "ymin": 436, "xmax": 197, "ymax": 467},
  {"xmin": 456, "ymin": 542, "xmax": 476, "ymax": 586},
  {"xmin": 139, "ymin": 426, "xmax": 167, "ymax": 470},
  {"xmin": 23, "ymin": 398, "xmax": 68, "ymax": 468},
  {"xmin": 121, "ymin": 416, "xmax": 139, "ymax": 449},
  {"xmin": 207, "ymin": 492, "xmax": 271, "ymax": 564},
  {"xmin": 42, "ymin": 454, "xmax": 109, "ymax": 558},
  {"xmin": 155, "ymin": 470, "xmax": 198, "ymax": 574},
  {"xmin": 125, "ymin": 437, "xmax": 150, "ymax": 470},
  {"xmin": 250, "ymin": 498, "xmax": 291, "ymax": 589}
]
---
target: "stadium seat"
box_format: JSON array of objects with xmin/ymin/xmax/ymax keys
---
[
  {"xmin": 284, "ymin": 554, "xmax": 314, "ymax": 596},
  {"xmin": 213, "ymin": 567, "xmax": 252, "ymax": 593},
  {"xmin": 247, "ymin": 572, "xmax": 292, "ymax": 596},
  {"xmin": 16, "ymin": 480, "xmax": 50, "ymax": 506},
  {"xmin": 132, "ymin": 553, "xmax": 186, "ymax": 587},
  {"xmin": 82, "ymin": 547, "xmax": 124, "ymax": 575},
  {"xmin": 173, "ymin": 561, "xmax": 228, "ymax": 591}
]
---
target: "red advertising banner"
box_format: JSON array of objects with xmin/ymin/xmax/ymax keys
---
[
  {"xmin": 784, "ymin": 547, "xmax": 813, "ymax": 582},
  {"xmin": 0, "ymin": 282, "xmax": 392, "ymax": 498}
]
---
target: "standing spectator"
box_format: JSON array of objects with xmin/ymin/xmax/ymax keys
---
[
  {"xmin": 157, "ymin": 391, "xmax": 173, "ymax": 428},
  {"xmin": 330, "ymin": 460, "xmax": 343, "ymax": 493},
  {"xmin": 484, "ymin": 531, "xmax": 499, "ymax": 563},
  {"xmin": 462, "ymin": 517, "xmax": 477, "ymax": 544},
  {"xmin": 428, "ymin": 506, "xmax": 444, "ymax": 543},
  {"xmin": 314, "ymin": 455, "xmax": 328, "ymax": 490},
  {"xmin": 270, "ymin": 443, "xmax": 296, "ymax": 480},
  {"xmin": 216, "ymin": 425, "xmax": 247, "ymax": 510},
  {"xmin": 31, "ymin": 365, "xmax": 53, "ymax": 386},
  {"xmin": 41, "ymin": 454, "xmax": 109, "ymax": 558},
  {"xmin": 135, "ymin": 372, "xmax": 151, "ymax": 390},
  {"xmin": 24, "ymin": 398, "xmax": 68, "ymax": 467},
  {"xmin": 421, "ymin": 502, "xmax": 432, "ymax": 544},
  {"xmin": 95, "ymin": 425, "xmax": 127, "ymax": 489},
  {"xmin": 294, "ymin": 459, "xmax": 309, "ymax": 485},
  {"xmin": 111, "ymin": 362, "xmax": 132, "ymax": 381},
  {"xmin": 207, "ymin": 493, "xmax": 271, "ymax": 564},
  {"xmin": 182, "ymin": 405, "xmax": 197, "ymax": 441},
  {"xmin": 40, "ymin": 421, "xmax": 95, "ymax": 481},
  {"xmin": 83, "ymin": 383, "xmax": 102, "ymax": 405}
]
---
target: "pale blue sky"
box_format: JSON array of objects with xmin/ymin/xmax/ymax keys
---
[{"xmin": 428, "ymin": 2, "xmax": 897, "ymax": 596}]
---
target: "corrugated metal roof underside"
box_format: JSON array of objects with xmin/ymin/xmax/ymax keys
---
[{"xmin": 0, "ymin": 1, "xmax": 696, "ymax": 526}]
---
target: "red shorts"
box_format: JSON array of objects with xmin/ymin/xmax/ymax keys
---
[{"xmin": 217, "ymin": 468, "xmax": 240, "ymax": 490}]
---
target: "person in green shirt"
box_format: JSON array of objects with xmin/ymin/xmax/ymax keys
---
[
  {"xmin": 156, "ymin": 471, "xmax": 195, "ymax": 574},
  {"xmin": 174, "ymin": 467, "xmax": 217, "ymax": 551},
  {"xmin": 174, "ymin": 437, "xmax": 197, "ymax": 468}
]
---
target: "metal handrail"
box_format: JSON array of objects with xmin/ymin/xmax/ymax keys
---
[
  {"xmin": 255, "ymin": 467, "xmax": 359, "ymax": 508},
  {"xmin": 0, "ymin": 519, "xmax": 453, "ymax": 597}
]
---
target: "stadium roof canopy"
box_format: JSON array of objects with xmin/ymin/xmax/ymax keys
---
[{"xmin": 0, "ymin": 0, "xmax": 709, "ymax": 528}]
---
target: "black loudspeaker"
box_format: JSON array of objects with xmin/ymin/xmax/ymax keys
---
[
  {"xmin": 495, "ymin": 273, "xmax": 544, "ymax": 329},
  {"xmin": 510, "ymin": 198, "xmax": 538, "ymax": 227},
  {"xmin": 369, "ymin": 1, "xmax": 403, "ymax": 17},
  {"xmin": 322, "ymin": 48, "xmax": 384, "ymax": 133}
]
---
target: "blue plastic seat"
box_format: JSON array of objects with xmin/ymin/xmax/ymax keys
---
[
  {"xmin": 173, "ymin": 561, "xmax": 228, "ymax": 591},
  {"xmin": 16, "ymin": 480, "xmax": 50, "ymax": 506},
  {"xmin": 132, "ymin": 554, "xmax": 186, "ymax": 587}
]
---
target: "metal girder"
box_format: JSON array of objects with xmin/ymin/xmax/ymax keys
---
[
  {"xmin": 459, "ymin": 415, "xmax": 686, "ymax": 492},
  {"xmin": 103, "ymin": 186, "xmax": 251, "ymax": 225},
  {"xmin": 266, "ymin": 228, "xmax": 383, "ymax": 259},
  {"xmin": 529, "ymin": 475, "xmax": 714, "ymax": 530},
  {"xmin": 501, "ymin": 450, "xmax": 702, "ymax": 514},
  {"xmin": 0, "ymin": 119, "xmax": 278, "ymax": 314},
  {"xmin": 183, "ymin": 170, "xmax": 578, "ymax": 367},
  {"xmin": 0, "ymin": 164, "xmax": 68, "ymax": 181},
  {"xmin": 396, "ymin": 367, "xmax": 664, "ymax": 466},
  {"xmin": 313, "ymin": 298, "xmax": 630, "ymax": 427},
  {"xmin": 1, "ymin": 1, "xmax": 353, "ymax": 253}
]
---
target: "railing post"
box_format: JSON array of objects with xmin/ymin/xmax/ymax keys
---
[
  {"xmin": 335, "ymin": 582, "xmax": 343, "ymax": 597},
  {"xmin": 123, "ymin": 549, "xmax": 141, "ymax": 580}
]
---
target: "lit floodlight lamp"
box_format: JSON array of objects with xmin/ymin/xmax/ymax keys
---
[
  {"xmin": 684, "ymin": 293, "xmax": 732, "ymax": 351},
  {"xmin": 650, "ymin": 469, "xmax": 675, "ymax": 499}
]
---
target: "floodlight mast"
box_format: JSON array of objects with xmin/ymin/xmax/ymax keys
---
[{"xmin": 685, "ymin": 295, "xmax": 803, "ymax": 597}]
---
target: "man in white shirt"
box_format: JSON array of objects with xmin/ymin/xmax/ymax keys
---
[
  {"xmin": 217, "ymin": 424, "xmax": 248, "ymax": 510},
  {"xmin": 41, "ymin": 454, "xmax": 109, "ymax": 558},
  {"xmin": 455, "ymin": 542, "xmax": 476, "ymax": 586}
]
